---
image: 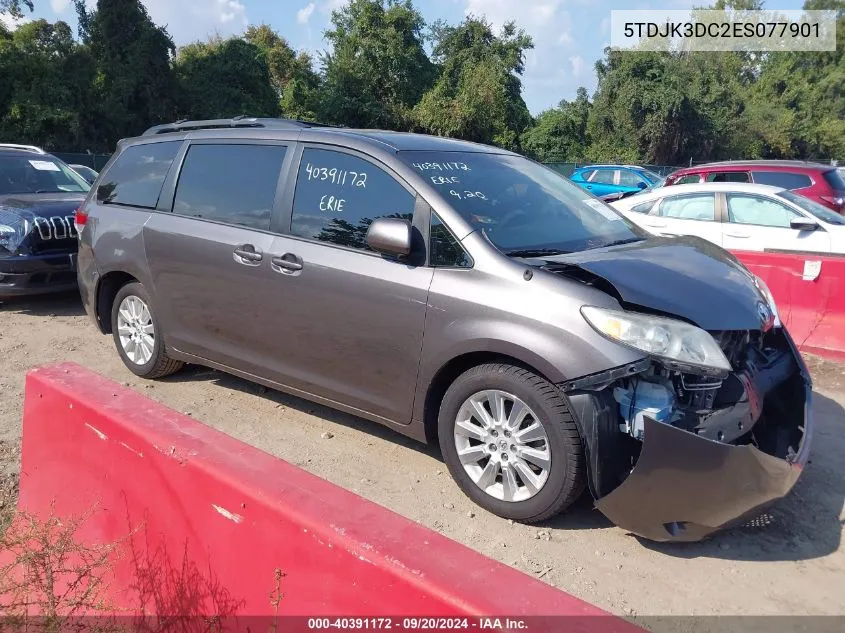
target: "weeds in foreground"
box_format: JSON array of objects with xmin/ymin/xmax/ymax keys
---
[{"xmin": 0, "ymin": 502, "xmax": 124, "ymax": 632}]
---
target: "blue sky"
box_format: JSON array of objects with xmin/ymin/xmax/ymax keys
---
[{"xmin": 3, "ymin": 0, "xmax": 808, "ymax": 114}]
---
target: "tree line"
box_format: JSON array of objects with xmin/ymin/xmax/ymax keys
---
[{"xmin": 0, "ymin": 0, "xmax": 842, "ymax": 164}]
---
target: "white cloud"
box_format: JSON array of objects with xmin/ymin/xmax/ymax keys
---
[
  {"xmin": 0, "ymin": 12, "xmax": 29, "ymax": 29},
  {"xmin": 600, "ymin": 17, "xmax": 610, "ymax": 34},
  {"xmin": 50, "ymin": 0, "xmax": 71, "ymax": 12},
  {"xmin": 320, "ymin": 0, "xmax": 349, "ymax": 15},
  {"xmin": 569, "ymin": 54, "xmax": 586, "ymax": 77},
  {"xmin": 137, "ymin": 0, "xmax": 248, "ymax": 43},
  {"xmin": 297, "ymin": 2, "xmax": 316, "ymax": 25}
]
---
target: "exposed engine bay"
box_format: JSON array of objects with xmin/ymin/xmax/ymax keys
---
[{"xmin": 563, "ymin": 326, "xmax": 807, "ymax": 503}]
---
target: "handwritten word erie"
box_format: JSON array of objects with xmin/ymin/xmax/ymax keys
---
[
  {"xmin": 431, "ymin": 175, "xmax": 460, "ymax": 185},
  {"xmin": 412, "ymin": 162, "xmax": 472, "ymax": 172},
  {"xmin": 305, "ymin": 163, "xmax": 367, "ymax": 188},
  {"xmin": 320, "ymin": 195, "xmax": 345, "ymax": 212}
]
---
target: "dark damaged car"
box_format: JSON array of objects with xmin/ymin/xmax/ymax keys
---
[
  {"xmin": 0, "ymin": 146, "xmax": 90, "ymax": 297},
  {"xmin": 76, "ymin": 119, "xmax": 812, "ymax": 542}
]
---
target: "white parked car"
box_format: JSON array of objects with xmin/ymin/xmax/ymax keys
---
[{"xmin": 610, "ymin": 182, "xmax": 845, "ymax": 255}]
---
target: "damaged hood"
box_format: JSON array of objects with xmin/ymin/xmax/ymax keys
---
[{"xmin": 544, "ymin": 236, "xmax": 769, "ymax": 331}]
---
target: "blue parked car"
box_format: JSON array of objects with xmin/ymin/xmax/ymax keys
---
[{"xmin": 569, "ymin": 165, "xmax": 664, "ymax": 199}]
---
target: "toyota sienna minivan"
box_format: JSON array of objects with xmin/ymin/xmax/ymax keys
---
[{"xmin": 77, "ymin": 118, "xmax": 812, "ymax": 542}]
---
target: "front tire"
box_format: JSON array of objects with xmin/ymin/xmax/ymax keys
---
[
  {"xmin": 438, "ymin": 363, "xmax": 585, "ymax": 522},
  {"xmin": 111, "ymin": 282, "xmax": 183, "ymax": 379}
]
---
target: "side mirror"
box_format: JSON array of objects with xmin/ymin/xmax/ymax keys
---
[
  {"xmin": 790, "ymin": 218, "xmax": 820, "ymax": 232},
  {"xmin": 637, "ymin": 181, "xmax": 648, "ymax": 190},
  {"xmin": 366, "ymin": 217, "xmax": 412, "ymax": 257}
]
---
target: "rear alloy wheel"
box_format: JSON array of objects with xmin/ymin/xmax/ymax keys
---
[
  {"xmin": 439, "ymin": 363, "xmax": 585, "ymax": 522},
  {"xmin": 111, "ymin": 282, "xmax": 183, "ymax": 379}
]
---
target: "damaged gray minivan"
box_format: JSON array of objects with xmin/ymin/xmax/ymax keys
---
[{"xmin": 77, "ymin": 118, "xmax": 812, "ymax": 542}]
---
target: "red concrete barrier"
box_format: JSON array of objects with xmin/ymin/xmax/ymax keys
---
[
  {"xmin": 17, "ymin": 362, "xmax": 640, "ymax": 632},
  {"xmin": 732, "ymin": 250, "xmax": 845, "ymax": 362}
]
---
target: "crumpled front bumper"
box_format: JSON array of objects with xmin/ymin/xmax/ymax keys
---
[{"xmin": 592, "ymin": 340, "xmax": 813, "ymax": 542}]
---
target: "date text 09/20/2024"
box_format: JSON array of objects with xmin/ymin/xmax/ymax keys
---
[{"xmin": 306, "ymin": 618, "xmax": 531, "ymax": 631}]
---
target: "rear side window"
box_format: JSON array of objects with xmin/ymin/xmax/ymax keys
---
[
  {"xmin": 751, "ymin": 171, "xmax": 813, "ymax": 189},
  {"xmin": 659, "ymin": 193, "xmax": 716, "ymax": 221},
  {"xmin": 706, "ymin": 171, "xmax": 750, "ymax": 183},
  {"xmin": 290, "ymin": 148, "xmax": 415, "ymax": 251},
  {"xmin": 97, "ymin": 141, "xmax": 180, "ymax": 208},
  {"xmin": 575, "ymin": 169, "xmax": 595, "ymax": 181},
  {"xmin": 172, "ymin": 144, "xmax": 287, "ymax": 231}
]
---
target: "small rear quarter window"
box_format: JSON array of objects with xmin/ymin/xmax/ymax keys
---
[{"xmin": 97, "ymin": 141, "xmax": 181, "ymax": 208}]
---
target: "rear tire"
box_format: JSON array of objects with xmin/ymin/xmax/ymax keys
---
[
  {"xmin": 111, "ymin": 282, "xmax": 183, "ymax": 379},
  {"xmin": 438, "ymin": 363, "xmax": 585, "ymax": 522}
]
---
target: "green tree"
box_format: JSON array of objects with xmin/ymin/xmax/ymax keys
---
[
  {"xmin": 79, "ymin": 0, "xmax": 177, "ymax": 146},
  {"xmin": 173, "ymin": 36, "xmax": 280, "ymax": 120},
  {"xmin": 412, "ymin": 17, "xmax": 533, "ymax": 150},
  {"xmin": 319, "ymin": 0, "xmax": 435, "ymax": 129},
  {"xmin": 244, "ymin": 24, "xmax": 321, "ymax": 120},
  {"xmin": 0, "ymin": 19, "xmax": 96, "ymax": 150},
  {"xmin": 0, "ymin": 0, "xmax": 33, "ymax": 18},
  {"xmin": 520, "ymin": 88, "xmax": 592, "ymax": 162}
]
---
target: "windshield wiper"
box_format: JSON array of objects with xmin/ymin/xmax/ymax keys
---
[
  {"xmin": 597, "ymin": 238, "xmax": 644, "ymax": 249},
  {"xmin": 504, "ymin": 248, "xmax": 569, "ymax": 258}
]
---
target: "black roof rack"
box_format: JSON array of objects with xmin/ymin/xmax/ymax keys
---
[{"xmin": 142, "ymin": 117, "xmax": 335, "ymax": 136}]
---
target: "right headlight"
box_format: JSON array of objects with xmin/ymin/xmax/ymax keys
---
[{"xmin": 581, "ymin": 306, "xmax": 731, "ymax": 372}]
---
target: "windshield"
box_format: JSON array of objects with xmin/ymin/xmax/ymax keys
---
[
  {"xmin": 778, "ymin": 190, "xmax": 845, "ymax": 225},
  {"xmin": 402, "ymin": 152, "xmax": 646, "ymax": 255},
  {"xmin": 637, "ymin": 169, "xmax": 664, "ymax": 183},
  {"xmin": 0, "ymin": 155, "xmax": 90, "ymax": 195}
]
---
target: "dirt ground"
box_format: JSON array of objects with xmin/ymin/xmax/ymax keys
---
[{"xmin": 1, "ymin": 291, "xmax": 844, "ymax": 622}]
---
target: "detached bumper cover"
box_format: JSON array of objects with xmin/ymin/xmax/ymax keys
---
[{"xmin": 595, "ymin": 390, "xmax": 812, "ymax": 542}]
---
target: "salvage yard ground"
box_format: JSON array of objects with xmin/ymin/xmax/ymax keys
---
[{"xmin": 1, "ymin": 291, "xmax": 844, "ymax": 620}]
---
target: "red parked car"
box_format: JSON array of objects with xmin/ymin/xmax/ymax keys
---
[{"xmin": 664, "ymin": 160, "xmax": 845, "ymax": 214}]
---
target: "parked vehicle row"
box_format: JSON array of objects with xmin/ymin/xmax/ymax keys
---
[
  {"xmin": 610, "ymin": 182, "xmax": 845, "ymax": 255},
  {"xmin": 66, "ymin": 118, "xmax": 812, "ymax": 543}
]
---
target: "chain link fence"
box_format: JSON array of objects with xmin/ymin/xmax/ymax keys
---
[{"xmin": 51, "ymin": 153, "xmax": 112, "ymax": 171}]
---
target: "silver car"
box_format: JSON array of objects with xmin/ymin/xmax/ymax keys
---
[{"xmin": 76, "ymin": 118, "xmax": 812, "ymax": 542}]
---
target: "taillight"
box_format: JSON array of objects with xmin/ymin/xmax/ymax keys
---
[
  {"xmin": 74, "ymin": 206, "xmax": 88, "ymax": 231},
  {"xmin": 820, "ymin": 195, "xmax": 845, "ymax": 212}
]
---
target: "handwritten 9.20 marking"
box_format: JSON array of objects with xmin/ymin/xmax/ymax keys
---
[{"xmin": 305, "ymin": 163, "xmax": 368, "ymax": 188}]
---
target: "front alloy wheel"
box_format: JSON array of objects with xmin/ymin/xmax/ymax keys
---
[
  {"xmin": 439, "ymin": 363, "xmax": 585, "ymax": 523},
  {"xmin": 454, "ymin": 390, "xmax": 551, "ymax": 502}
]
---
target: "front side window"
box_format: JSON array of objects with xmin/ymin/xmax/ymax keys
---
[
  {"xmin": 618, "ymin": 170, "xmax": 646, "ymax": 187},
  {"xmin": 430, "ymin": 213, "xmax": 471, "ymax": 268},
  {"xmin": 726, "ymin": 193, "xmax": 799, "ymax": 228},
  {"xmin": 630, "ymin": 200, "xmax": 657, "ymax": 214},
  {"xmin": 0, "ymin": 154, "xmax": 90, "ymax": 195},
  {"xmin": 673, "ymin": 174, "xmax": 701, "ymax": 185},
  {"xmin": 751, "ymin": 171, "xmax": 812, "ymax": 190},
  {"xmin": 400, "ymin": 152, "xmax": 645, "ymax": 255},
  {"xmin": 290, "ymin": 148, "xmax": 415, "ymax": 251},
  {"xmin": 98, "ymin": 141, "xmax": 180, "ymax": 208},
  {"xmin": 172, "ymin": 144, "xmax": 287, "ymax": 231},
  {"xmin": 659, "ymin": 194, "xmax": 716, "ymax": 221}
]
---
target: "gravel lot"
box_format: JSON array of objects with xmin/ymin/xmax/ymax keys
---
[{"xmin": 1, "ymin": 291, "xmax": 844, "ymax": 622}]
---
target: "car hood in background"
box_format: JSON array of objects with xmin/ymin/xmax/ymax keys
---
[
  {"xmin": 542, "ymin": 236, "xmax": 770, "ymax": 331},
  {"xmin": 0, "ymin": 193, "xmax": 86, "ymax": 219}
]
